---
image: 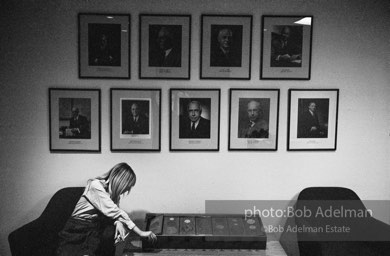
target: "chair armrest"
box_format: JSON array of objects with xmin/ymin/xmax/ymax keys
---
[
  {"xmin": 362, "ymin": 217, "xmax": 390, "ymax": 241},
  {"xmin": 9, "ymin": 217, "xmax": 59, "ymax": 256},
  {"xmin": 9, "ymin": 218, "xmax": 44, "ymax": 255}
]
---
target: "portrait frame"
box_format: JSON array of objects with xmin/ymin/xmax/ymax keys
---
[
  {"xmin": 170, "ymin": 89, "xmax": 220, "ymax": 151},
  {"xmin": 49, "ymin": 88, "xmax": 101, "ymax": 152},
  {"xmin": 139, "ymin": 14, "xmax": 191, "ymax": 79},
  {"xmin": 79, "ymin": 13, "xmax": 130, "ymax": 79},
  {"xmin": 111, "ymin": 88, "xmax": 161, "ymax": 151},
  {"xmin": 261, "ymin": 15, "xmax": 313, "ymax": 80},
  {"xmin": 200, "ymin": 15, "xmax": 252, "ymax": 80},
  {"xmin": 288, "ymin": 89, "xmax": 339, "ymax": 151},
  {"xmin": 229, "ymin": 89, "xmax": 280, "ymax": 151}
]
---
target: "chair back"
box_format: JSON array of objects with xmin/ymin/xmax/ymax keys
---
[
  {"xmin": 40, "ymin": 187, "xmax": 84, "ymax": 232},
  {"xmin": 298, "ymin": 187, "xmax": 360, "ymax": 201}
]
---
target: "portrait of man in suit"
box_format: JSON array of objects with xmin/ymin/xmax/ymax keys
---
[
  {"xmin": 148, "ymin": 25, "xmax": 182, "ymax": 67},
  {"xmin": 58, "ymin": 98, "xmax": 91, "ymax": 139},
  {"xmin": 238, "ymin": 98, "xmax": 270, "ymax": 138},
  {"xmin": 88, "ymin": 23, "xmax": 121, "ymax": 66},
  {"xmin": 297, "ymin": 99, "xmax": 329, "ymax": 138},
  {"xmin": 270, "ymin": 25, "xmax": 303, "ymax": 67},
  {"xmin": 210, "ymin": 25, "xmax": 243, "ymax": 67},
  {"xmin": 68, "ymin": 107, "xmax": 90, "ymax": 138},
  {"xmin": 122, "ymin": 100, "xmax": 150, "ymax": 135},
  {"xmin": 179, "ymin": 99, "xmax": 211, "ymax": 139}
]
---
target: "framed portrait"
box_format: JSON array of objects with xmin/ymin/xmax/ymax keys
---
[
  {"xmin": 139, "ymin": 14, "xmax": 191, "ymax": 79},
  {"xmin": 79, "ymin": 13, "xmax": 130, "ymax": 79},
  {"xmin": 170, "ymin": 89, "xmax": 220, "ymax": 151},
  {"xmin": 111, "ymin": 89, "xmax": 161, "ymax": 151},
  {"xmin": 229, "ymin": 89, "xmax": 280, "ymax": 151},
  {"xmin": 49, "ymin": 88, "xmax": 101, "ymax": 152},
  {"xmin": 261, "ymin": 15, "xmax": 313, "ymax": 80},
  {"xmin": 288, "ymin": 89, "xmax": 339, "ymax": 151},
  {"xmin": 200, "ymin": 15, "xmax": 252, "ymax": 80}
]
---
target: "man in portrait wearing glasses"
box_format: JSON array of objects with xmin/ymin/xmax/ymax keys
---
[
  {"xmin": 239, "ymin": 100, "xmax": 269, "ymax": 138},
  {"xmin": 179, "ymin": 100, "xmax": 210, "ymax": 139}
]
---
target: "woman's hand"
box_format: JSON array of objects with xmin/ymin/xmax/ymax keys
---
[
  {"xmin": 114, "ymin": 221, "xmax": 128, "ymax": 244},
  {"xmin": 132, "ymin": 226, "xmax": 157, "ymax": 243},
  {"xmin": 140, "ymin": 231, "xmax": 157, "ymax": 243}
]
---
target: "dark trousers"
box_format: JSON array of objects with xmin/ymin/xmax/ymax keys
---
[{"xmin": 56, "ymin": 217, "xmax": 115, "ymax": 256}]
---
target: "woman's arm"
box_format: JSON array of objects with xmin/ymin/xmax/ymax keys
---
[
  {"xmin": 86, "ymin": 179, "xmax": 156, "ymax": 242},
  {"xmin": 85, "ymin": 180, "xmax": 136, "ymax": 229},
  {"xmin": 132, "ymin": 226, "xmax": 157, "ymax": 242}
]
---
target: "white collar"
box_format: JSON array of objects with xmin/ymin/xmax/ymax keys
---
[{"xmin": 192, "ymin": 119, "xmax": 200, "ymax": 128}]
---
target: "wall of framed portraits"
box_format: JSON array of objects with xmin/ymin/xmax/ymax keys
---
[{"xmin": 0, "ymin": 0, "xmax": 389, "ymax": 255}]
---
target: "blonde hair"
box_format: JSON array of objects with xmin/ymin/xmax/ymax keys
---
[{"xmin": 96, "ymin": 162, "xmax": 136, "ymax": 204}]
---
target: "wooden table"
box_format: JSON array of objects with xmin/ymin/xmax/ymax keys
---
[{"xmin": 117, "ymin": 239, "xmax": 287, "ymax": 256}]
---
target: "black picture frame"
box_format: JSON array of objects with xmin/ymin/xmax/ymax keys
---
[
  {"xmin": 139, "ymin": 14, "xmax": 191, "ymax": 79},
  {"xmin": 200, "ymin": 15, "xmax": 252, "ymax": 80},
  {"xmin": 79, "ymin": 13, "xmax": 130, "ymax": 79},
  {"xmin": 229, "ymin": 89, "xmax": 280, "ymax": 151},
  {"xmin": 110, "ymin": 88, "xmax": 161, "ymax": 151},
  {"xmin": 49, "ymin": 88, "xmax": 101, "ymax": 152},
  {"xmin": 170, "ymin": 89, "xmax": 220, "ymax": 151},
  {"xmin": 288, "ymin": 89, "xmax": 339, "ymax": 151},
  {"xmin": 261, "ymin": 15, "xmax": 313, "ymax": 80}
]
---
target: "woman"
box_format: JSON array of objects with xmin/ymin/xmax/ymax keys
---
[{"xmin": 56, "ymin": 162, "xmax": 156, "ymax": 256}]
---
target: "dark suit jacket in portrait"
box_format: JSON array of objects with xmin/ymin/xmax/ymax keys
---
[
  {"xmin": 122, "ymin": 115, "xmax": 149, "ymax": 135},
  {"xmin": 298, "ymin": 110, "xmax": 322, "ymax": 138},
  {"xmin": 179, "ymin": 117, "xmax": 211, "ymax": 139},
  {"xmin": 270, "ymin": 32, "xmax": 302, "ymax": 67},
  {"xmin": 239, "ymin": 119, "xmax": 269, "ymax": 138},
  {"xmin": 149, "ymin": 47, "xmax": 181, "ymax": 67},
  {"xmin": 69, "ymin": 115, "xmax": 90, "ymax": 139},
  {"xmin": 90, "ymin": 47, "xmax": 120, "ymax": 66},
  {"xmin": 210, "ymin": 47, "xmax": 241, "ymax": 67}
]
